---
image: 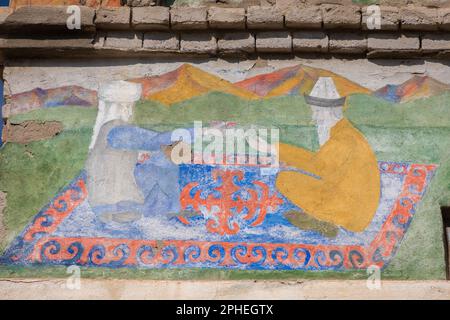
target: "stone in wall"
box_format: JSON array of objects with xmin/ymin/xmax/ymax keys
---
[
  {"xmin": 143, "ymin": 32, "xmax": 179, "ymax": 51},
  {"xmin": 208, "ymin": 7, "xmax": 246, "ymax": 29},
  {"xmin": 322, "ymin": 4, "xmax": 361, "ymax": 29},
  {"xmin": 218, "ymin": 32, "xmax": 255, "ymax": 53},
  {"xmin": 441, "ymin": 8, "xmax": 450, "ymax": 29},
  {"xmin": 246, "ymin": 5, "xmax": 284, "ymax": 29},
  {"xmin": 329, "ymin": 33, "xmax": 367, "ymax": 53},
  {"xmin": 8, "ymin": 0, "xmax": 96, "ymax": 10},
  {"xmin": 170, "ymin": 6, "xmax": 208, "ymax": 30},
  {"xmin": 285, "ymin": 5, "xmax": 322, "ymax": 29},
  {"xmin": 3, "ymin": 5, "xmax": 96, "ymax": 32},
  {"xmin": 171, "ymin": 0, "xmax": 262, "ymax": 8},
  {"xmin": 132, "ymin": 6, "xmax": 170, "ymax": 30},
  {"xmin": 401, "ymin": 6, "xmax": 440, "ymax": 31},
  {"xmin": 362, "ymin": 6, "xmax": 400, "ymax": 31},
  {"xmin": 292, "ymin": 31, "xmax": 328, "ymax": 52},
  {"xmin": 125, "ymin": 0, "xmax": 158, "ymax": 6},
  {"xmin": 180, "ymin": 33, "xmax": 217, "ymax": 53},
  {"xmin": 407, "ymin": 0, "xmax": 450, "ymax": 8},
  {"xmin": 95, "ymin": 7, "xmax": 131, "ymax": 30}
]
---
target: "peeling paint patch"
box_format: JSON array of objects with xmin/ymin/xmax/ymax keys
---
[{"xmin": 2, "ymin": 120, "xmax": 63, "ymax": 144}]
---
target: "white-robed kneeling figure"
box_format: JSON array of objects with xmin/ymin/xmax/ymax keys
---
[{"xmin": 85, "ymin": 80, "xmax": 192, "ymax": 226}]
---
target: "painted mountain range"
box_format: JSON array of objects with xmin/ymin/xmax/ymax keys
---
[
  {"xmin": 130, "ymin": 64, "xmax": 258, "ymax": 105},
  {"xmin": 373, "ymin": 76, "xmax": 450, "ymax": 103},
  {"xmin": 4, "ymin": 65, "xmax": 450, "ymax": 118},
  {"xmin": 234, "ymin": 64, "xmax": 371, "ymax": 98},
  {"xmin": 134, "ymin": 64, "xmax": 450, "ymax": 105},
  {"xmin": 131, "ymin": 64, "xmax": 371, "ymax": 105},
  {"xmin": 3, "ymin": 85, "xmax": 97, "ymax": 117}
]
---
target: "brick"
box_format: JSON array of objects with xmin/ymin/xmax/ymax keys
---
[
  {"xmin": 408, "ymin": 0, "xmax": 450, "ymax": 7},
  {"xmin": 170, "ymin": 7, "xmax": 208, "ymax": 30},
  {"xmin": 322, "ymin": 4, "xmax": 361, "ymax": 29},
  {"xmin": 3, "ymin": 5, "xmax": 95, "ymax": 32},
  {"xmin": 256, "ymin": 31, "xmax": 292, "ymax": 53},
  {"xmin": 362, "ymin": 6, "xmax": 399, "ymax": 31},
  {"xmin": 379, "ymin": 0, "xmax": 408, "ymax": 5},
  {"xmin": 285, "ymin": 6, "xmax": 322, "ymax": 29},
  {"xmin": 132, "ymin": 6, "xmax": 170, "ymax": 31},
  {"xmin": 126, "ymin": 0, "xmax": 156, "ymax": 6},
  {"xmin": 0, "ymin": 34, "xmax": 95, "ymax": 49},
  {"xmin": 101, "ymin": 0, "xmax": 121, "ymax": 7},
  {"xmin": 246, "ymin": 6, "xmax": 284, "ymax": 29},
  {"xmin": 329, "ymin": 33, "xmax": 367, "ymax": 54},
  {"xmin": 96, "ymin": 7, "xmax": 131, "ymax": 30},
  {"xmin": 180, "ymin": 33, "xmax": 217, "ymax": 54},
  {"xmin": 307, "ymin": 0, "xmax": 354, "ymax": 4},
  {"xmin": 276, "ymin": 0, "xmax": 301, "ymax": 13},
  {"xmin": 292, "ymin": 31, "xmax": 328, "ymax": 53},
  {"xmin": 368, "ymin": 33, "xmax": 420, "ymax": 51},
  {"xmin": 401, "ymin": 7, "xmax": 439, "ymax": 31},
  {"xmin": 218, "ymin": 32, "xmax": 255, "ymax": 54},
  {"xmin": 422, "ymin": 33, "xmax": 450, "ymax": 51},
  {"xmin": 104, "ymin": 31, "xmax": 143, "ymax": 48},
  {"xmin": 439, "ymin": 8, "xmax": 450, "ymax": 30},
  {"xmin": 208, "ymin": 7, "xmax": 246, "ymax": 29},
  {"xmin": 143, "ymin": 32, "xmax": 179, "ymax": 51}
]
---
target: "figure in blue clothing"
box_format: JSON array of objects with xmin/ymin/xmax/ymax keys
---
[
  {"xmin": 85, "ymin": 81, "xmax": 193, "ymax": 225},
  {"xmin": 107, "ymin": 125, "xmax": 193, "ymax": 217}
]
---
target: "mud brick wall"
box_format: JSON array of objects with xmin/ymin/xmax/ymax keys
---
[{"xmin": 0, "ymin": 4, "xmax": 449, "ymax": 58}]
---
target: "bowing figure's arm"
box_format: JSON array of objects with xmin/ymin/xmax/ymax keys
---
[
  {"xmin": 107, "ymin": 126, "xmax": 194, "ymax": 151},
  {"xmin": 278, "ymin": 142, "xmax": 318, "ymax": 175}
]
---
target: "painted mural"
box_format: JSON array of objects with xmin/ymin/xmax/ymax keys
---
[{"xmin": 0, "ymin": 63, "xmax": 448, "ymax": 276}]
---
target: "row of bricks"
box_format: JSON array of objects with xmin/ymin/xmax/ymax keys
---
[
  {"xmin": 95, "ymin": 30, "xmax": 450, "ymax": 55},
  {"xmin": 98, "ymin": 5, "xmax": 450, "ymax": 31},
  {"xmin": 3, "ymin": 5, "xmax": 450, "ymax": 33}
]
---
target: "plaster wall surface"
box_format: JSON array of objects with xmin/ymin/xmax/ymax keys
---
[{"xmin": 1, "ymin": 279, "xmax": 449, "ymax": 299}]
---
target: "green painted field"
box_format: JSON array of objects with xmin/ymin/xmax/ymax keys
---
[{"xmin": 1, "ymin": 92, "xmax": 449, "ymax": 279}]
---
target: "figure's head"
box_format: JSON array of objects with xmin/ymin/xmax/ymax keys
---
[
  {"xmin": 306, "ymin": 77, "xmax": 345, "ymax": 146},
  {"xmin": 97, "ymin": 80, "xmax": 142, "ymax": 123},
  {"xmin": 310, "ymin": 105, "xmax": 343, "ymax": 127},
  {"xmin": 89, "ymin": 81, "xmax": 142, "ymax": 150}
]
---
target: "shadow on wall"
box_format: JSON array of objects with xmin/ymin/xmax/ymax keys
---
[{"xmin": 442, "ymin": 207, "xmax": 450, "ymax": 280}]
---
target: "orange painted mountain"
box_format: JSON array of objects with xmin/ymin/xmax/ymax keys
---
[
  {"xmin": 130, "ymin": 64, "xmax": 258, "ymax": 105},
  {"xmin": 374, "ymin": 76, "xmax": 450, "ymax": 103},
  {"xmin": 234, "ymin": 64, "xmax": 371, "ymax": 98}
]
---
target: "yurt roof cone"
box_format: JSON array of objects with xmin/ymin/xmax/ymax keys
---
[{"xmin": 304, "ymin": 77, "xmax": 346, "ymax": 107}]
